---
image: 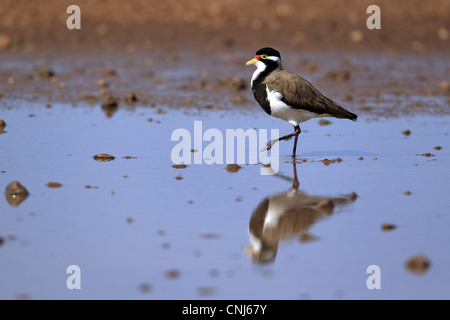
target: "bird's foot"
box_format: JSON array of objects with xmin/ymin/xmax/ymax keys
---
[{"xmin": 261, "ymin": 140, "xmax": 275, "ymax": 152}]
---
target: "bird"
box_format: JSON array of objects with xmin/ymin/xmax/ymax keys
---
[
  {"xmin": 246, "ymin": 47, "xmax": 357, "ymax": 158},
  {"xmin": 244, "ymin": 162, "xmax": 357, "ymax": 263}
]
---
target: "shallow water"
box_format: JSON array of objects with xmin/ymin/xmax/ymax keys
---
[{"xmin": 0, "ymin": 100, "xmax": 449, "ymax": 300}]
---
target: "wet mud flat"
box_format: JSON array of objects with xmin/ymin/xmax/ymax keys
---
[
  {"xmin": 1, "ymin": 0, "xmax": 450, "ymax": 300},
  {"xmin": 0, "ymin": 75, "xmax": 449, "ymax": 299}
]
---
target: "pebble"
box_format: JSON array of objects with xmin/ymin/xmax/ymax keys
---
[
  {"xmin": 93, "ymin": 153, "xmax": 115, "ymax": 161},
  {"xmin": 225, "ymin": 164, "xmax": 241, "ymax": 172},
  {"xmin": 406, "ymin": 254, "xmax": 431, "ymax": 275}
]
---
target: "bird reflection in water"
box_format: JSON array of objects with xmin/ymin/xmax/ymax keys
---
[{"xmin": 245, "ymin": 163, "xmax": 357, "ymax": 263}]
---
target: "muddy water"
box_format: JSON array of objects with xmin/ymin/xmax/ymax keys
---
[{"xmin": 0, "ymin": 98, "xmax": 449, "ymax": 299}]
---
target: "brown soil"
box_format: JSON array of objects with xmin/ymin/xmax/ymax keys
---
[
  {"xmin": 0, "ymin": 1, "xmax": 449, "ymax": 118},
  {"xmin": 1, "ymin": 0, "xmax": 449, "ymax": 53}
]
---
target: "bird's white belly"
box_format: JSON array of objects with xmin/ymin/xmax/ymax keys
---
[{"xmin": 266, "ymin": 86, "xmax": 325, "ymax": 126}]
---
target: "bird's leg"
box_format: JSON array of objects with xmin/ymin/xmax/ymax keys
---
[
  {"xmin": 262, "ymin": 132, "xmax": 296, "ymax": 152},
  {"xmin": 261, "ymin": 125, "xmax": 302, "ymax": 155},
  {"xmin": 292, "ymin": 125, "xmax": 301, "ymax": 159}
]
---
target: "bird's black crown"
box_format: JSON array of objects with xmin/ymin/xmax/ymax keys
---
[{"xmin": 255, "ymin": 47, "xmax": 281, "ymax": 59}]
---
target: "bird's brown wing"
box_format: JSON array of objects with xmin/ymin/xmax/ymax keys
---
[{"xmin": 263, "ymin": 70, "xmax": 357, "ymax": 120}]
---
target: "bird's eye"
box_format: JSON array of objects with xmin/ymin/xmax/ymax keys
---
[{"xmin": 261, "ymin": 55, "xmax": 268, "ymax": 59}]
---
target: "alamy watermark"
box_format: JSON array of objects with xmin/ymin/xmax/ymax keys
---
[{"xmin": 171, "ymin": 121, "xmax": 280, "ymax": 175}]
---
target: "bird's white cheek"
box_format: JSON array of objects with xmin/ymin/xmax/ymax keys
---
[{"xmin": 251, "ymin": 61, "xmax": 267, "ymax": 85}]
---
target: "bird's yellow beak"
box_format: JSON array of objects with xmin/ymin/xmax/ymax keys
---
[{"xmin": 246, "ymin": 58, "xmax": 259, "ymax": 65}]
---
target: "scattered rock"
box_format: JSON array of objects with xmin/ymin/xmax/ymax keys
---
[
  {"xmin": 46, "ymin": 182, "xmax": 62, "ymax": 188},
  {"xmin": 172, "ymin": 164, "xmax": 187, "ymax": 169},
  {"xmin": 122, "ymin": 156, "xmax": 137, "ymax": 159},
  {"xmin": 126, "ymin": 217, "xmax": 133, "ymax": 224},
  {"xmin": 382, "ymin": 223, "xmax": 397, "ymax": 231},
  {"xmin": 101, "ymin": 92, "xmax": 119, "ymax": 117},
  {"xmin": 416, "ymin": 153, "xmax": 435, "ymax": 157},
  {"xmin": 97, "ymin": 79, "xmax": 110, "ymax": 88},
  {"xmin": 0, "ymin": 119, "xmax": 5, "ymax": 130},
  {"xmin": 406, "ymin": 254, "xmax": 431, "ymax": 275},
  {"xmin": 404, "ymin": 190, "xmax": 411, "ymax": 196},
  {"xmin": 402, "ymin": 129, "xmax": 411, "ymax": 136},
  {"xmin": 434, "ymin": 146, "xmax": 442, "ymax": 150},
  {"xmin": 93, "ymin": 153, "xmax": 115, "ymax": 161},
  {"xmin": 156, "ymin": 108, "xmax": 166, "ymax": 114},
  {"xmin": 81, "ymin": 94, "xmax": 97, "ymax": 103},
  {"xmin": 320, "ymin": 158, "xmax": 342, "ymax": 166},
  {"xmin": 99, "ymin": 68, "xmax": 117, "ymax": 76},
  {"xmin": 225, "ymin": 164, "xmax": 241, "ymax": 172},
  {"xmin": 101, "ymin": 92, "xmax": 119, "ymax": 108},
  {"xmin": 124, "ymin": 92, "xmax": 138, "ymax": 103},
  {"xmin": 175, "ymin": 175, "xmax": 183, "ymax": 180},
  {"xmin": 35, "ymin": 67, "xmax": 55, "ymax": 79},
  {"xmin": 5, "ymin": 181, "xmax": 29, "ymax": 207}
]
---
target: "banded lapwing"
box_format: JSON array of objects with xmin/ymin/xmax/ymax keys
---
[
  {"xmin": 246, "ymin": 47, "xmax": 357, "ymax": 158},
  {"xmin": 245, "ymin": 163, "xmax": 357, "ymax": 263}
]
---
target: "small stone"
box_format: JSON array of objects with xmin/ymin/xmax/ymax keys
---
[
  {"xmin": 404, "ymin": 190, "xmax": 411, "ymax": 196},
  {"xmin": 434, "ymin": 146, "xmax": 442, "ymax": 150},
  {"xmin": 172, "ymin": 164, "xmax": 187, "ymax": 169},
  {"xmin": 5, "ymin": 181, "xmax": 29, "ymax": 207},
  {"xmin": 93, "ymin": 154, "xmax": 115, "ymax": 161},
  {"xmin": 46, "ymin": 182, "xmax": 62, "ymax": 188},
  {"xmin": 81, "ymin": 94, "xmax": 97, "ymax": 103},
  {"xmin": 124, "ymin": 92, "xmax": 138, "ymax": 103},
  {"xmin": 101, "ymin": 93, "xmax": 119, "ymax": 108},
  {"xmin": 0, "ymin": 119, "xmax": 5, "ymax": 130},
  {"xmin": 99, "ymin": 69, "xmax": 117, "ymax": 76},
  {"xmin": 97, "ymin": 79, "xmax": 109, "ymax": 88},
  {"xmin": 225, "ymin": 164, "xmax": 241, "ymax": 173},
  {"xmin": 35, "ymin": 67, "xmax": 55, "ymax": 79},
  {"xmin": 406, "ymin": 254, "xmax": 430, "ymax": 275},
  {"xmin": 402, "ymin": 130, "xmax": 411, "ymax": 136},
  {"xmin": 381, "ymin": 223, "xmax": 397, "ymax": 231}
]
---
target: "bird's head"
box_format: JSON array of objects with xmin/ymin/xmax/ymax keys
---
[{"xmin": 246, "ymin": 47, "xmax": 282, "ymax": 69}]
